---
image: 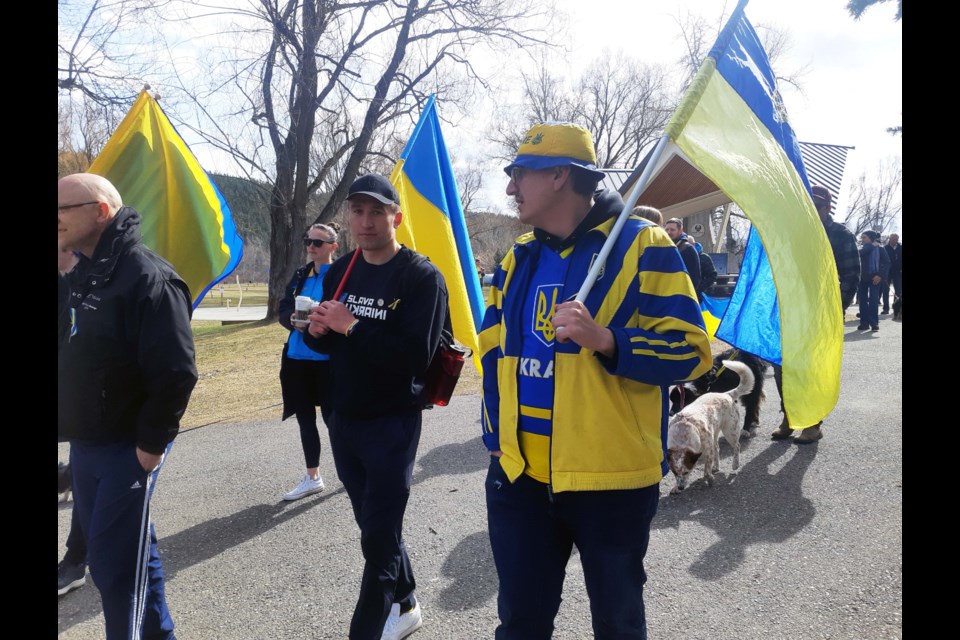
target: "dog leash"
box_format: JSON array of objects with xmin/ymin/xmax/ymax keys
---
[
  {"xmin": 712, "ymin": 348, "xmax": 740, "ymax": 378},
  {"xmin": 675, "ymin": 348, "xmax": 742, "ymax": 412}
]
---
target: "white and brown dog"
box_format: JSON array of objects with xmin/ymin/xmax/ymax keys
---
[{"xmin": 667, "ymin": 360, "xmax": 755, "ymax": 493}]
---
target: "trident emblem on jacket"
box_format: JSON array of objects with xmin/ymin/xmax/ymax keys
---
[{"xmin": 535, "ymin": 287, "xmax": 558, "ymax": 344}]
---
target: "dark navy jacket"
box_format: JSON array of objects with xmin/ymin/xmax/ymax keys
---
[{"xmin": 58, "ymin": 207, "xmax": 198, "ymax": 454}]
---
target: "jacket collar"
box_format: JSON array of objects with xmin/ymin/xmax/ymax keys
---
[
  {"xmin": 532, "ymin": 189, "xmax": 623, "ymax": 252},
  {"xmin": 75, "ymin": 206, "xmax": 142, "ymax": 288}
]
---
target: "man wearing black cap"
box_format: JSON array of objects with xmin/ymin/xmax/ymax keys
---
[
  {"xmin": 771, "ymin": 184, "xmax": 860, "ymax": 443},
  {"xmin": 305, "ymin": 173, "xmax": 448, "ymax": 640}
]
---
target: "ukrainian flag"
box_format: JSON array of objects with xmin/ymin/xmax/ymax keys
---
[
  {"xmin": 391, "ymin": 95, "xmax": 484, "ymax": 370},
  {"xmin": 700, "ymin": 293, "xmax": 728, "ymax": 341},
  {"xmin": 89, "ymin": 90, "xmax": 243, "ymax": 307},
  {"xmin": 663, "ymin": 0, "xmax": 842, "ymax": 427}
]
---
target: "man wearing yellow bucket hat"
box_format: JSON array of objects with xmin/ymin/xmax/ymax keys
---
[{"xmin": 479, "ymin": 122, "xmax": 711, "ymax": 639}]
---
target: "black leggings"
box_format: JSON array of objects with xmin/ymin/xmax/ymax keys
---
[
  {"xmin": 295, "ymin": 407, "xmax": 322, "ymax": 469},
  {"xmin": 280, "ymin": 356, "xmax": 333, "ymax": 468}
]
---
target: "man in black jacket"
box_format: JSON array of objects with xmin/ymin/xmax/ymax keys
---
[
  {"xmin": 58, "ymin": 173, "xmax": 197, "ymax": 640},
  {"xmin": 664, "ymin": 217, "xmax": 702, "ymax": 293},
  {"xmin": 694, "ymin": 241, "xmax": 718, "ymax": 302},
  {"xmin": 305, "ymin": 174, "xmax": 447, "ymax": 640},
  {"xmin": 881, "ymin": 233, "xmax": 902, "ymax": 314}
]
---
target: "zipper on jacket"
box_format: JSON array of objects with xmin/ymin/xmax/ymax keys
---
[{"xmin": 546, "ymin": 247, "xmax": 576, "ymax": 499}]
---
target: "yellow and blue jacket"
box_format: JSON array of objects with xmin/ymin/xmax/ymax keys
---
[{"xmin": 479, "ymin": 192, "xmax": 712, "ymax": 492}]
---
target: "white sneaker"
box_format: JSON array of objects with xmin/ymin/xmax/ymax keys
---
[
  {"xmin": 381, "ymin": 601, "xmax": 422, "ymax": 640},
  {"xmin": 283, "ymin": 474, "xmax": 324, "ymax": 501}
]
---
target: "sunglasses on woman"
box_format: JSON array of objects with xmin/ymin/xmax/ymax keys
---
[{"xmin": 303, "ymin": 237, "xmax": 334, "ymax": 248}]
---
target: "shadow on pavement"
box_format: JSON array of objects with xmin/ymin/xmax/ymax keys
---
[
  {"xmin": 414, "ymin": 435, "xmax": 488, "ymax": 486},
  {"xmin": 435, "ymin": 531, "xmax": 499, "ymax": 611},
  {"xmin": 845, "ymin": 330, "xmax": 881, "ymax": 342},
  {"xmin": 58, "ymin": 488, "xmax": 345, "ymax": 634},
  {"xmin": 654, "ymin": 441, "xmax": 817, "ymax": 580}
]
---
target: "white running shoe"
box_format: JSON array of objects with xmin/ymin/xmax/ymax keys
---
[
  {"xmin": 283, "ymin": 474, "xmax": 324, "ymax": 501},
  {"xmin": 381, "ymin": 601, "xmax": 422, "ymax": 640}
]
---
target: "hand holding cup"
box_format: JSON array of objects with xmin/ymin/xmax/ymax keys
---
[{"xmin": 292, "ymin": 296, "xmax": 316, "ymax": 328}]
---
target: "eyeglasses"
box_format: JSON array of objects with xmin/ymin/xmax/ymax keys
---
[
  {"xmin": 509, "ymin": 167, "xmax": 530, "ymax": 183},
  {"xmin": 58, "ymin": 201, "xmax": 100, "ymax": 214},
  {"xmin": 303, "ymin": 237, "xmax": 334, "ymax": 248}
]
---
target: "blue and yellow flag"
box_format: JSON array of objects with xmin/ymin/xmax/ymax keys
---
[
  {"xmin": 700, "ymin": 293, "xmax": 728, "ymax": 341},
  {"xmin": 89, "ymin": 90, "xmax": 243, "ymax": 307},
  {"xmin": 663, "ymin": 0, "xmax": 842, "ymax": 427},
  {"xmin": 391, "ymin": 95, "xmax": 484, "ymax": 369}
]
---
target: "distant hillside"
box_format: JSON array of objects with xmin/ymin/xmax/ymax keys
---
[
  {"xmin": 210, "ymin": 173, "xmax": 271, "ymax": 282},
  {"xmin": 465, "ymin": 210, "xmax": 530, "ymax": 270}
]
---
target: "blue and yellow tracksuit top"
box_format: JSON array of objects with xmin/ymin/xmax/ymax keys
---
[{"xmin": 479, "ymin": 192, "xmax": 712, "ymax": 493}]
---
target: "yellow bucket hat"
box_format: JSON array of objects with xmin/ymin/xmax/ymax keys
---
[{"xmin": 503, "ymin": 122, "xmax": 606, "ymax": 181}]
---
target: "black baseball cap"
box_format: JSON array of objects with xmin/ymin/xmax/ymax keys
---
[{"xmin": 346, "ymin": 174, "xmax": 400, "ymax": 206}]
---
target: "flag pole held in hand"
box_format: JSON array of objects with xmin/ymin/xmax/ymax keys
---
[
  {"xmin": 575, "ymin": 135, "xmax": 670, "ymax": 303},
  {"xmin": 333, "ymin": 248, "xmax": 362, "ymax": 301}
]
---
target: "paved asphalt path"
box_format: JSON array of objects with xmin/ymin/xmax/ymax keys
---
[{"xmin": 58, "ymin": 316, "xmax": 902, "ymax": 639}]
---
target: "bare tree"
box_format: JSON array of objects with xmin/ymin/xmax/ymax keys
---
[
  {"xmin": 843, "ymin": 158, "xmax": 902, "ymax": 236},
  {"xmin": 171, "ymin": 0, "xmax": 552, "ymax": 316},
  {"xmin": 58, "ymin": 94, "xmax": 125, "ymax": 176},
  {"xmin": 578, "ymin": 53, "xmax": 675, "ymax": 168},
  {"xmin": 486, "ymin": 56, "xmax": 573, "ymax": 163},
  {"xmin": 847, "ymin": 0, "xmax": 902, "ymax": 21},
  {"xmin": 674, "ymin": 8, "xmax": 807, "ymax": 94},
  {"xmin": 673, "ymin": 6, "xmax": 730, "ymax": 92},
  {"xmin": 456, "ymin": 165, "xmax": 484, "ymax": 216},
  {"xmin": 58, "ymin": 0, "xmax": 168, "ymax": 105},
  {"xmin": 491, "ymin": 51, "xmax": 675, "ymax": 170}
]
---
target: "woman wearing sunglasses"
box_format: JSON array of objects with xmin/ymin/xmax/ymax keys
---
[{"xmin": 277, "ymin": 223, "xmax": 340, "ymax": 500}]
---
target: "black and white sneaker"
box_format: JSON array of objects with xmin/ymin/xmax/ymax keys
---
[{"xmin": 58, "ymin": 559, "xmax": 86, "ymax": 596}]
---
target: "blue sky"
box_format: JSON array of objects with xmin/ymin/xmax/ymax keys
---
[{"xmin": 456, "ymin": 0, "xmax": 902, "ymax": 214}]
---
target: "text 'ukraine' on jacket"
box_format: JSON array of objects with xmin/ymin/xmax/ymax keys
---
[{"xmin": 479, "ymin": 190, "xmax": 712, "ymax": 493}]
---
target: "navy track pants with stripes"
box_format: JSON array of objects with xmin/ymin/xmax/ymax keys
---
[{"xmin": 71, "ymin": 441, "xmax": 175, "ymax": 640}]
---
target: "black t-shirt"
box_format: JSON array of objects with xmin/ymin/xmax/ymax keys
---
[{"xmin": 305, "ymin": 246, "xmax": 448, "ymax": 419}]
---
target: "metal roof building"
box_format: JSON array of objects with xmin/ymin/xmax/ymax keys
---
[{"xmin": 599, "ymin": 141, "xmax": 854, "ymax": 218}]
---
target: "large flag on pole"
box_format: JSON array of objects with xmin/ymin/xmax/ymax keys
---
[
  {"xmin": 391, "ymin": 95, "xmax": 484, "ymax": 369},
  {"xmin": 89, "ymin": 90, "xmax": 243, "ymax": 307},
  {"xmin": 653, "ymin": 0, "xmax": 841, "ymax": 426}
]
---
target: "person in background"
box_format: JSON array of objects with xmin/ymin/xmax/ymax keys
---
[
  {"xmin": 772, "ymin": 184, "xmax": 859, "ymax": 443},
  {"xmin": 693, "ymin": 241, "xmax": 718, "ymax": 302},
  {"xmin": 633, "ymin": 205, "xmax": 663, "ymax": 226},
  {"xmin": 664, "ymin": 217, "xmax": 702, "ymax": 293},
  {"xmin": 277, "ymin": 223, "xmax": 340, "ymax": 501},
  {"xmin": 881, "ymin": 233, "xmax": 902, "ymax": 315},
  {"xmin": 58, "ymin": 246, "xmax": 87, "ymax": 596},
  {"xmin": 856, "ymin": 229, "xmax": 890, "ymax": 333}
]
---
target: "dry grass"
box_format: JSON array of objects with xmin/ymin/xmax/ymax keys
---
[
  {"xmin": 185, "ymin": 317, "xmax": 726, "ymax": 430},
  {"xmin": 197, "ymin": 283, "xmax": 269, "ymax": 308},
  {"xmin": 184, "ymin": 320, "xmax": 288, "ymax": 429},
  {"xmin": 184, "ymin": 319, "xmax": 483, "ymax": 430}
]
